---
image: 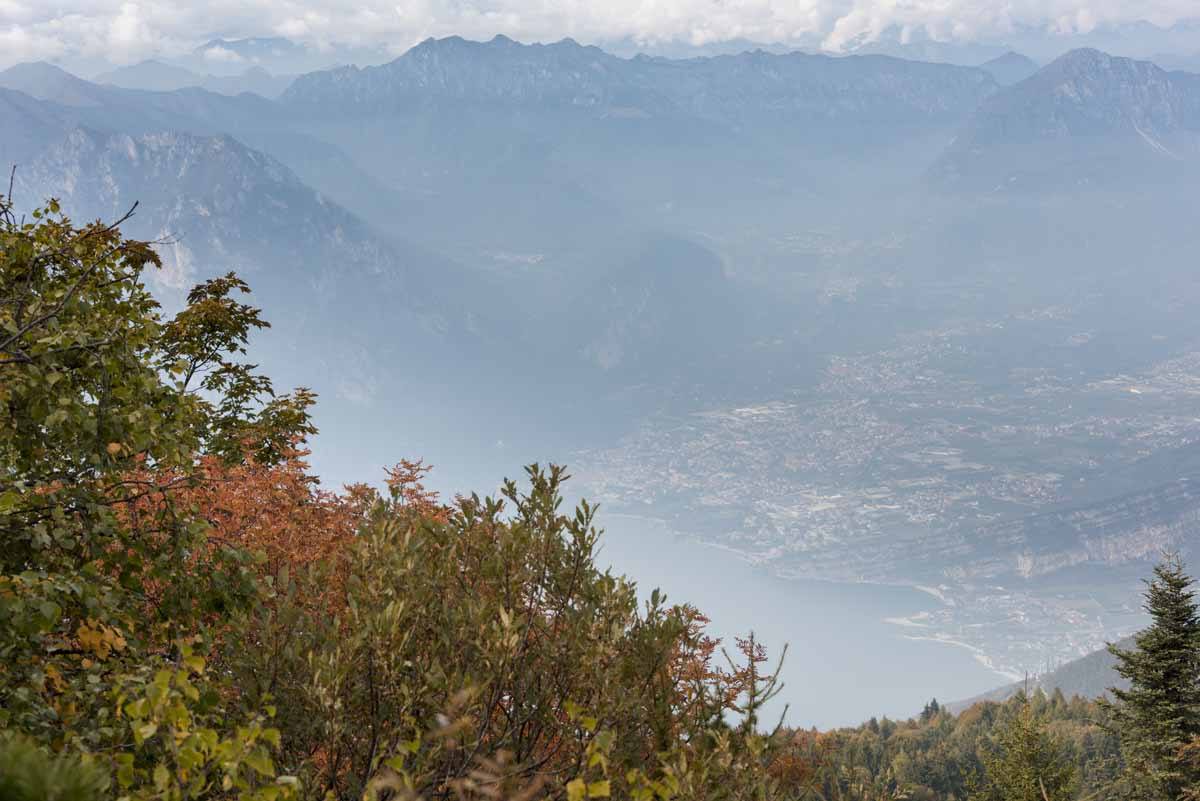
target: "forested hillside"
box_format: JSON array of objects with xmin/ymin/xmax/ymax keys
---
[{"xmin": 790, "ymin": 690, "xmax": 1122, "ymax": 799}]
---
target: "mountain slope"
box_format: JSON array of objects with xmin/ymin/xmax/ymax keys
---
[
  {"xmin": 948, "ymin": 636, "xmax": 1133, "ymax": 712},
  {"xmin": 95, "ymin": 61, "xmax": 203, "ymax": 92},
  {"xmin": 979, "ymin": 52, "xmax": 1039, "ymax": 86},
  {"xmin": 932, "ymin": 48, "xmax": 1200, "ymax": 189},
  {"xmin": 0, "ymin": 62, "xmax": 112, "ymax": 107},
  {"xmin": 0, "ymin": 87, "xmax": 74, "ymax": 168},
  {"xmin": 11, "ymin": 127, "xmax": 493, "ymax": 400},
  {"xmin": 0, "ymin": 62, "xmax": 281, "ymax": 137}
]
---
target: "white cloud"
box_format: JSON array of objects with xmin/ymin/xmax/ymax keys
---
[
  {"xmin": 1, "ymin": 0, "xmax": 1198, "ymax": 70},
  {"xmin": 201, "ymin": 43, "xmax": 246, "ymax": 63},
  {"xmin": 106, "ymin": 3, "xmax": 157, "ymax": 56}
]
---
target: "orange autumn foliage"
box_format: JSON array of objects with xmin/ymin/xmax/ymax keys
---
[
  {"xmin": 192, "ymin": 450, "xmax": 362, "ymax": 577},
  {"xmin": 120, "ymin": 448, "xmax": 445, "ymax": 615}
]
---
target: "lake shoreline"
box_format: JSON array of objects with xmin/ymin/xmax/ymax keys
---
[{"xmin": 599, "ymin": 512, "xmax": 1010, "ymax": 728}]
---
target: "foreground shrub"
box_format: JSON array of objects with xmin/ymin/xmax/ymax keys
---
[{"xmin": 226, "ymin": 464, "xmax": 787, "ymax": 800}]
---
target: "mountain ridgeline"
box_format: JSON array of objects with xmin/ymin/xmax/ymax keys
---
[
  {"xmin": 281, "ymin": 34, "xmax": 998, "ymax": 123},
  {"xmin": 934, "ymin": 47, "xmax": 1200, "ymax": 189}
]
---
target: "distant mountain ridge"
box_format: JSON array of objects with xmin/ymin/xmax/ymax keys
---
[
  {"xmin": 972, "ymin": 48, "xmax": 1200, "ymax": 140},
  {"xmin": 184, "ymin": 37, "xmax": 361, "ymax": 77},
  {"xmin": 0, "ymin": 61, "xmax": 111, "ymax": 107},
  {"xmin": 95, "ymin": 60, "xmax": 295, "ymax": 99},
  {"xmin": 978, "ymin": 52, "xmax": 1040, "ymax": 86},
  {"xmin": 932, "ymin": 48, "xmax": 1200, "ymax": 189},
  {"xmin": 95, "ymin": 61, "xmax": 200, "ymax": 92},
  {"xmin": 281, "ymin": 34, "xmax": 999, "ymax": 124},
  {"xmin": 0, "ymin": 60, "xmax": 279, "ymax": 135}
]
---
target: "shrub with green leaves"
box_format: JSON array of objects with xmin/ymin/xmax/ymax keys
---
[
  {"xmin": 1, "ymin": 194, "xmax": 307, "ymax": 796},
  {"xmin": 226, "ymin": 465, "xmax": 787, "ymax": 800}
]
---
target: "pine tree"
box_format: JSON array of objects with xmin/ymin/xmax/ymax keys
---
[
  {"xmin": 1104, "ymin": 553, "xmax": 1200, "ymax": 800},
  {"xmin": 969, "ymin": 700, "xmax": 1077, "ymax": 801}
]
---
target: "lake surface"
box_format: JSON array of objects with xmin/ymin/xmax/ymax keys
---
[{"xmin": 598, "ymin": 514, "xmax": 1006, "ymax": 730}]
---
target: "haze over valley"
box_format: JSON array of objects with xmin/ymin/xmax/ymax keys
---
[{"xmin": 5, "ymin": 23, "xmax": 1200, "ymax": 727}]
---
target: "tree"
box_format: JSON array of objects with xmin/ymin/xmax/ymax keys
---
[
  {"xmin": 969, "ymin": 700, "xmax": 1077, "ymax": 801},
  {"xmin": 1104, "ymin": 554, "xmax": 1200, "ymax": 800},
  {"xmin": 1, "ymin": 193, "xmax": 306, "ymax": 797}
]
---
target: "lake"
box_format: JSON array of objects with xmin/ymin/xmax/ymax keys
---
[{"xmin": 597, "ymin": 514, "xmax": 1007, "ymax": 730}]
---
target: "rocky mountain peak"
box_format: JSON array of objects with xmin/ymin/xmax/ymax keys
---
[{"xmin": 931, "ymin": 47, "xmax": 1200, "ymax": 188}]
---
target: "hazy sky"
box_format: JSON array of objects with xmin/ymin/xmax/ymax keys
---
[{"xmin": 1, "ymin": 0, "xmax": 1198, "ymax": 67}]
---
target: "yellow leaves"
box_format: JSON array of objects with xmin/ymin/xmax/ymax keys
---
[
  {"xmin": 135, "ymin": 722, "xmax": 159, "ymax": 744},
  {"xmin": 567, "ymin": 779, "xmax": 611, "ymax": 800},
  {"xmin": 76, "ymin": 618, "xmax": 127, "ymax": 659},
  {"xmin": 112, "ymin": 653, "xmax": 299, "ymax": 801},
  {"xmin": 152, "ymin": 763, "xmax": 170, "ymax": 791},
  {"xmin": 106, "ymin": 441, "xmax": 124, "ymax": 456},
  {"xmin": 43, "ymin": 663, "xmax": 67, "ymax": 693}
]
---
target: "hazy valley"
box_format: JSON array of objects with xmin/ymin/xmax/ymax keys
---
[{"xmin": 4, "ymin": 34, "xmax": 1200, "ymax": 724}]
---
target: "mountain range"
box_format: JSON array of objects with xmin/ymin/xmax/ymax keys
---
[
  {"xmin": 281, "ymin": 34, "xmax": 998, "ymax": 124},
  {"xmin": 95, "ymin": 60, "xmax": 296, "ymax": 98}
]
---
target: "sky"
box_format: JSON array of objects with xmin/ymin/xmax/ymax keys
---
[{"xmin": 2, "ymin": 0, "xmax": 1199, "ymax": 70}]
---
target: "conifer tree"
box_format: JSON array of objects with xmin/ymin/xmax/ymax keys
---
[
  {"xmin": 922, "ymin": 698, "xmax": 942, "ymax": 722},
  {"xmin": 1105, "ymin": 553, "xmax": 1200, "ymax": 800},
  {"xmin": 969, "ymin": 700, "xmax": 1077, "ymax": 801}
]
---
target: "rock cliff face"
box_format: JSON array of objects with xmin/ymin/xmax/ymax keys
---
[
  {"xmin": 12, "ymin": 126, "xmax": 489, "ymax": 407},
  {"xmin": 15, "ymin": 128, "xmax": 392, "ymax": 293}
]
